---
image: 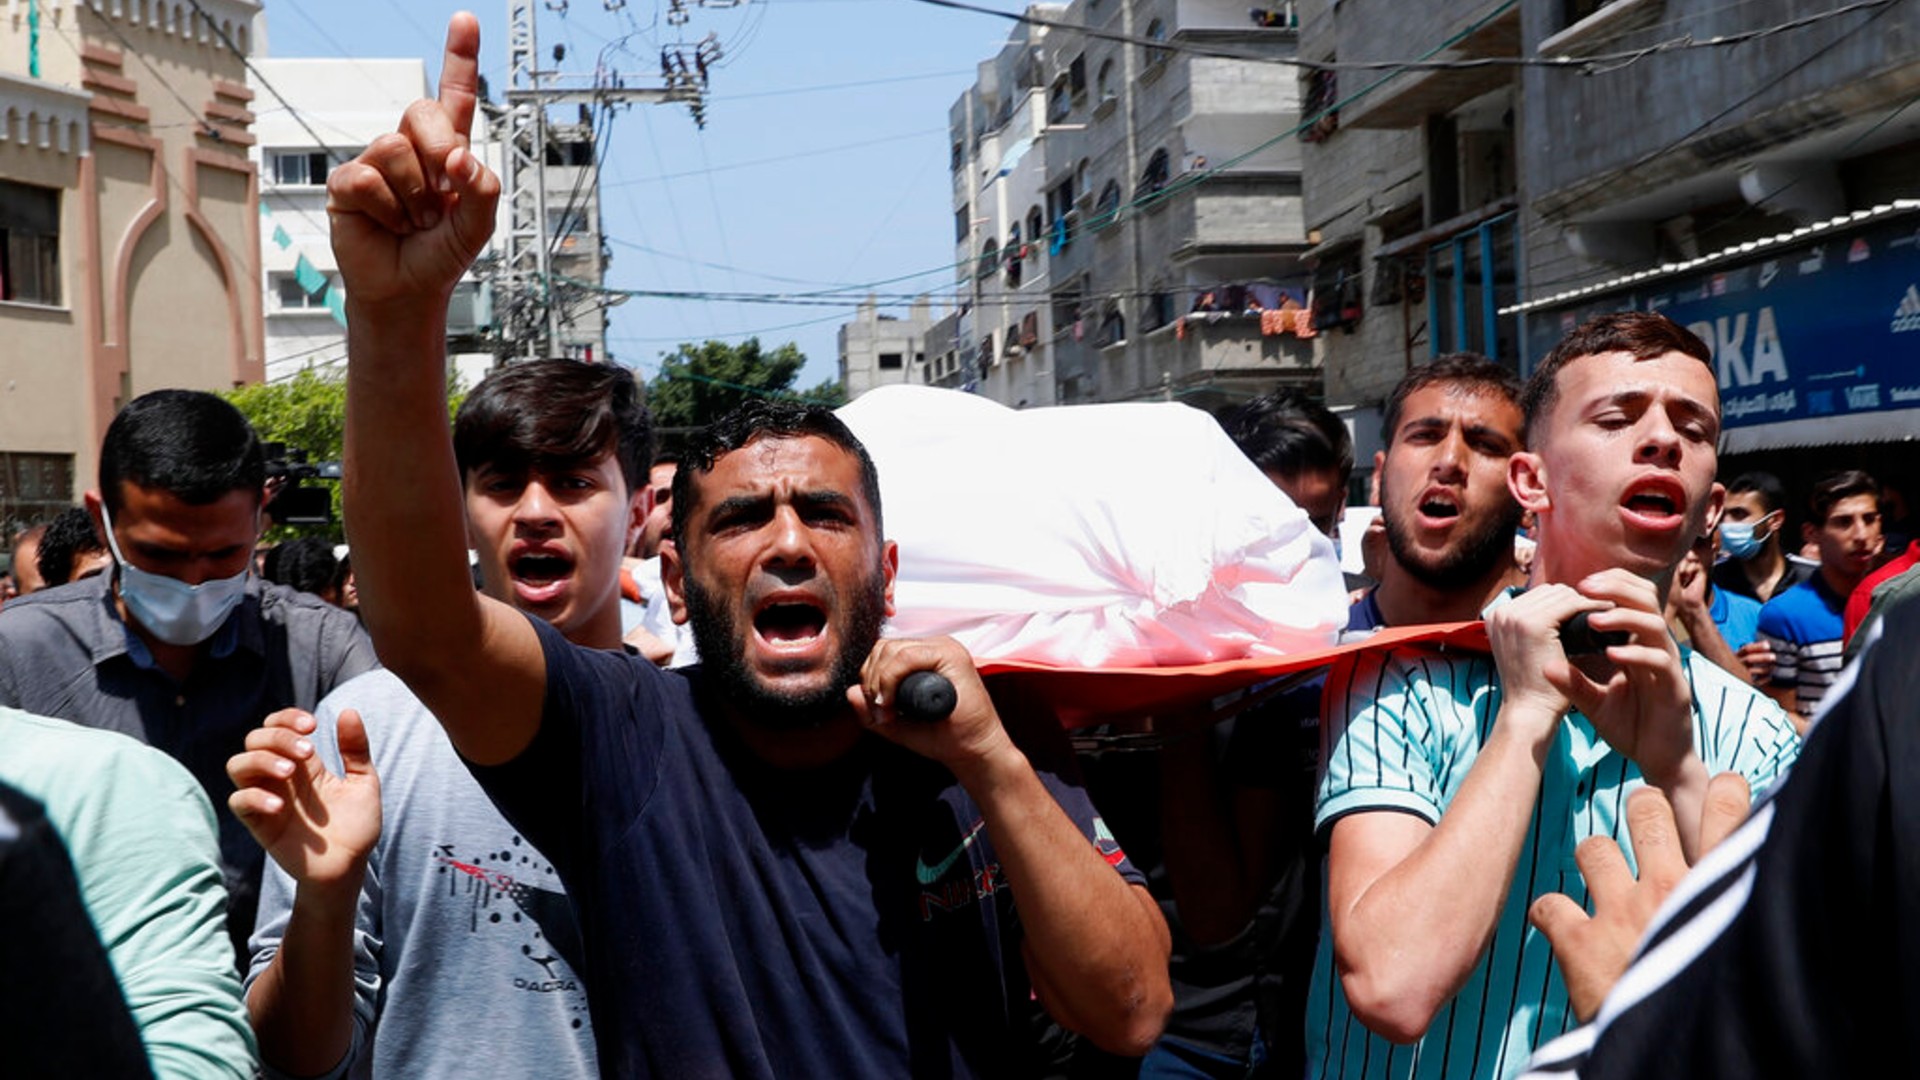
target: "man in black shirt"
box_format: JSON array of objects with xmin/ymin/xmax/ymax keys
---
[{"xmin": 325, "ymin": 16, "xmax": 1171, "ymax": 1076}]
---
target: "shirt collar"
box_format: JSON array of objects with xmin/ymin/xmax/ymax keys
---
[{"xmin": 94, "ymin": 572, "xmax": 266, "ymax": 671}]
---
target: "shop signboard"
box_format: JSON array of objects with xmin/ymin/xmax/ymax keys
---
[{"xmin": 1523, "ymin": 210, "xmax": 1920, "ymax": 434}]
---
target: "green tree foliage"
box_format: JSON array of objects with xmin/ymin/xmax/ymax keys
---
[
  {"xmin": 644, "ymin": 339, "xmax": 845, "ymax": 435},
  {"xmin": 223, "ymin": 368, "xmax": 467, "ymax": 540}
]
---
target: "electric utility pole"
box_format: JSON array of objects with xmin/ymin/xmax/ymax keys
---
[{"xmin": 500, "ymin": 0, "xmax": 706, "ymax": 361}]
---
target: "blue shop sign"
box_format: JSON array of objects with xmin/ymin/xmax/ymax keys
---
[{"xmin": 1526, "ymin": 211, "xmax": 1920, "ymax": 433}]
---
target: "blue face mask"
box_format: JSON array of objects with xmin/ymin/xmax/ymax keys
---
[
  {"xmin": 99, "ymin": 502, "xmax": 250, "ymax": 646},
  {"xmin": 1719, "ymin": 514, "xmax": 1773, "ymax": 560}
]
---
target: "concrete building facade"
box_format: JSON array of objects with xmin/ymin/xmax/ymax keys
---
[
  {"xmin": 252, "ymin": 57, "xmax": 512, "ymax": 390},
  {"xmin": 1510, "ymin": 0, "xmax": 1920, "ymax": 495},
  {"xmin": 539, "ymin": 111, "xmax": 611, "ymax": 365},
  {"xmin": 1295, "ymin": 0, "xmax": 1522, "ymax": 416},
  {"xmin": 1297, "ymin": 0, "xmax": 1920, "ymax": 496},
  {"xmin": 0, "ymin": 0, "xmax": 263, "ymax": 546},
  {"xmin": 838, "ymin": 296, "xmax": 932, "ymax": 400},
  {"xmin": 947, "ymin": 0, "xmax": 1316, "ymax": 413}
]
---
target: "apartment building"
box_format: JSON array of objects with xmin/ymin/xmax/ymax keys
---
[{"xmin": 947, "ymin": 0, "xmax": 1315, "ymax": 413}]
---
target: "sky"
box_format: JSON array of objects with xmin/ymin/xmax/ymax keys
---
[{"xmin": 261, "ymin": 0, "xmax": 1012, "ymax": 387}]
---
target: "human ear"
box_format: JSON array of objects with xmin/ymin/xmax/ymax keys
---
[
  {"xmin": 660, "ymin": 539, "xmax": 689, "ymax": 625},
  {"xmin": 880, "ymin": 540, "xmax": 899, "ymax": 618},
  {"xmin": 1508, "ymin": 452, "xmax": 1551, "ymax": 514},
  {"xmin": 1702, "ymin": 483, "xmax": 1727, "ymax": 540}
]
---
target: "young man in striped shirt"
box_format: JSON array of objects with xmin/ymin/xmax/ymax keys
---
[
  {"xmin": 1755, "ymin": 469, "xmax": 1882, "ymax": 730},
  {"xmin": 1307, "ymin": 312, "xmax": 1801, "ymax": 1080}
]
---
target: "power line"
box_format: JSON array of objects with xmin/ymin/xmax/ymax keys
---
[
  {"xmin": 184, "ymin": 0, "xmax": 355, "ymax": 170},
  {"xmin": 606, "ymin": 307, "xmax": 855, "ymax": 347},
  {"xmin": 905, "ymin": 0, "xmax": 1901, "ymax": 75},
  {"xmin": 638, "ymin": 104, "xmax": 721, "ymax": 336},
  {"xmin": 588, "ymin": 0, "xmax": 1520, "ymax": 313},
  {"xmin": 713, "ymin": 68, "xmax": 977, "ymax": 101},
  {"xmin": 692, "ymin": 128, "xmax": 744, "ymax": 298},
  {"xmin": 1512, "ymin": 0, "xmax": 1907, "ymax": 300},
  {"xmin": 605, "ymin": 235, "xmax": 879, "ymax": 288},
  {"xmin": 601, "ymin": 125, "xmax": 948, "ymax": 186}
]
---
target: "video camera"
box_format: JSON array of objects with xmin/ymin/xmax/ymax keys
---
[{"xmin": 263, "ymin": 442, "xmax": 343, "ymax": 526}]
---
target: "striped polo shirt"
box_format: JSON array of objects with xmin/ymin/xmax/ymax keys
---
[
  {"xmin": 1755, "ymin": 575, "xmax": 1847, "ymax": 716},
  {"xmin": 1307, "ymin": 634, "xmax": 1801, "ymax": 1080}
]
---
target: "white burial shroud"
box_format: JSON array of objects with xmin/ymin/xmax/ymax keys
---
[{"xmin": 838, "ymin": 385, "xmax": 1348, "ymax": 669}]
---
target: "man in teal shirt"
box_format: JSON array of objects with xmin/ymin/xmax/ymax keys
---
[
  {"xmin": 1308, "ymin": 313, "xmax": 1800, "ymax": 1080},
  {"xmin": 0, "ymin": 707, "xmax": 255, "ymax": 1078}
]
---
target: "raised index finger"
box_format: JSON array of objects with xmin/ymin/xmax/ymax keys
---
[{"xmin": 437, "ymin": 11, "xmax": 482, "ymax": 145}]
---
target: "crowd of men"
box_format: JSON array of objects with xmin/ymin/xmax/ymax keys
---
[{"xmin": 4, "ymin": 14, "xmax": 1917, "ymax": 1080}]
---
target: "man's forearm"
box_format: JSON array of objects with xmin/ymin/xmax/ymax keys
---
[
  {"xmin": 1676, "ymin": 607, "xmax": 1747, "ymax": 684},
  {"xmin": 1331, "ymin": 713, "xmax": 1551, "ymax": 1041},
  {"xmin": 246, "ymin": 878, "xmax": 364, "ymax": 1078},
  {"xmin": 342, "ymin": 299, "xmax": 481, "ymax": 672},
  {"xmin": 955, "ymin": 744, "xmax": 1172, "ymax": 1057}
]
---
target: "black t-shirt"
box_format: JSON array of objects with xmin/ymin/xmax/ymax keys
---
[
  {"xmin": 1710, "ymin": 554, "xmax": 1815, "ymax": 603},
  {"xmin": 1520, "ymin": 596, "xmax": 1920, "ymax": 1078},
  {"xmin": 471, "ymin": 616, "xmax": 1142, "ymax": 1079},
  {"xmin": 1060, "ymin": 594, "xmax": 1384, "ymax": 1077}
]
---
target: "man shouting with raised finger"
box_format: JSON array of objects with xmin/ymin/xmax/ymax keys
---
[
  {"xmin": 324, "ymin": 14, "xmax": 1170, "ymax": 1078},
  {"xmin": 1307, "ymin": 313, "xmax": 1801, "ymax": 1080}
]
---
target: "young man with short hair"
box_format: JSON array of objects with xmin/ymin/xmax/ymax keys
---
[
  {"xmin": 231, "ymin": 360, "xmax": 647, "ymax": 1078},
  {"xmin": 0, "ymin": 389, "xmax": 376, "ymax": 958},
  {"xmin": 1363, "ymin": 352, "xmax": 1528, "ymax": 627},
  {"xmin": 633, "ymin": 451, "xmax": 678, "ymax": 559},
  {"xmin": 1217, "ymin": 389, "xmax": 1352, "ymax": 540},
  {"xmin": 1756, "ymin": 469, "xmax": 1882, "ymax": 726},
  {"xmin": 309, "ymin": 17, "xmax": 1171, "ymax": 1075},
  {"xmin": 1710, "ymin": 472, "xmax": 1809, "ymax": 604},
  {"xmin": 1309, "ymin": 312, "xmax": 1800, "ymax": 1080}
]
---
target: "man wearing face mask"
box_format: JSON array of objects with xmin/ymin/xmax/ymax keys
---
[
  {"xmin": 0, "ymin": 389, "xmax": 377, "ymax": 962},
  {"xmin": 1710, "ymin": 472, "xmax": 1811, "ymax": 603}
]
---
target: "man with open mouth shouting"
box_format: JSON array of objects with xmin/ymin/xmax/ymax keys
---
[
  {"xmin": 316, "ymin": 14, "xmax": 1171, "ymax": 1078},
  {"xmin": 231, "ymin": 359, "xmax": 647, "ymax": 1079},
  {"xmin": 1306, "ymin": 312, "xmax": 1802, "ymax": 1080}
]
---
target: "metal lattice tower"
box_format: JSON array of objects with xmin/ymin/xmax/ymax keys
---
[
  {"xmin": 496, "ymin": 0, "xmax": 707, "ymax": 362},
  {"xmin": 501, "ymin": 0, "xmax": 559, "ymax": 359}
]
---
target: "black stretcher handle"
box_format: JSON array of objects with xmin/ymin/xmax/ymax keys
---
[
  {"xmin": 897, "ymin": 670, "xmax": 958, "ymax": 723},
  {"xmin": 1561, "ymin": 611, "xmax": 1631, "ymax": 656}
]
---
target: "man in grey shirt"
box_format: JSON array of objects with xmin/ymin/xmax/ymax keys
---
[
  {"xmin": 0, "ymin": 389, "xmax": 376, "ymax": 958},
  {"xmin": 229, "ymin": 360, "xmax": 647, "ymax": 1078}
]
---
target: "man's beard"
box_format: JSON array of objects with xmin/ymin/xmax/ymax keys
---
[
  {"xmin": 683, "ymin": 565, "xmax": 889, "ymax": 732},
  {"xmin": 1380, "ymin": 477, "xmax": 1524, "ymax": 592}
]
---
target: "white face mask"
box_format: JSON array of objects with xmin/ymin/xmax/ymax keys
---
[{"xmin": 99, "ymin": 502, "xmax": 250, "ymax": 647}]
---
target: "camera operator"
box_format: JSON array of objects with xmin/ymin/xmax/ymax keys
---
[{"xmin": 0, "ymin": 389, "xmax": 376, "ymax": 963}]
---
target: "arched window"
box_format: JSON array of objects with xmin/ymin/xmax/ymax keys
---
[
  {"xmin": 1093, "ymin": 180, "xmax": 1123, "ymax": 229},
  {"xmin": 1027, "ymin": 206, "xmax": 1045, "ymax": 246},
  {"xmin": 1143, "ymin": 19, "xmax": 1169, "ymax": 68},
  {"xmin": 1097, "ymin": 58, "xmax": 1115, "ymax": 102},
  {"xmin": 1097, "ymin": 304, "xmax": 1126, "ymax": 347},
  {"xmin": 1048, "ymin": 76, "xmax": 1072, "ymax": 123},
  {"xmin": 1139, "ymin": 148, "xmax": 1171, "ymax": 198},
  {"xmin": 978, "ymin": 239, "xmax": 1000, "ymax": 280},
  {"xmin": 1006, "ymin": 223, "xmax": 1024, "ymax": 288}
]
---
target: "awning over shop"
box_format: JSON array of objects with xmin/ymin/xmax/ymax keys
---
[{"xmin": 1509, "ymin": 201, "xmax": 1920, "ymax": 452}]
